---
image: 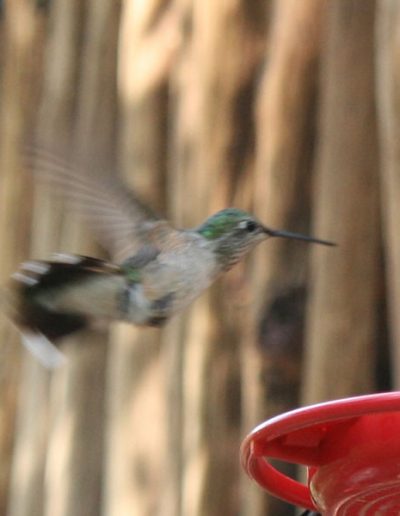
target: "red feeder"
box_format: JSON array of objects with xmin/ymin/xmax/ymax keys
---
[{"xmin": 241, "ymin": 392, "xmax": 400, "ymax": 515}]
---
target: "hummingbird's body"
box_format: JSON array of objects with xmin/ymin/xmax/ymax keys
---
[
  {"xmin": 4, "ymin": 146, "xmax": 336, "ymax": 367},
  {"xmin": 10, "ymin": 214, "xmax": 257, "ymax": 338},
  {"xmin": 15, "ymin": 229, "xmax": 219, "ymax": 333}
]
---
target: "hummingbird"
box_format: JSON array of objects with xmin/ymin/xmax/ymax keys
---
[{"xmin": 4, "ymin": 146, "xmax": 335, "ymax": 367}]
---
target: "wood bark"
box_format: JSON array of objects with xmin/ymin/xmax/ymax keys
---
[{"xmin": 302, "ymin": 0, "xmax": 379, "ymax": 403}]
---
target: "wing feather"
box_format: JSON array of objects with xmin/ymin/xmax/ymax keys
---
[{"xmin": 26, "ymin": 145, "xmax": 164, "ymax": 262}]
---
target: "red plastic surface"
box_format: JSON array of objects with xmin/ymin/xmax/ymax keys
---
[{"xmin": 240, "ymin": 392, "xmax": 400, "ymax": 514}]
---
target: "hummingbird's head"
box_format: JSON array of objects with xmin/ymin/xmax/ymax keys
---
[{"xmin": 197, "ymin": 208, "xmax": 335, "ymax": 270}]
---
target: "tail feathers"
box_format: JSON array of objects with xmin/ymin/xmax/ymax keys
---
[
  {"xmin": 21, "ymin": 332, "xmax": 66, "ymax": 369},
  {"xmin": 18, "ymin": 309, "xmax": 89, "ymax": 343},
  {"xmin": 4, "ymin": 255, "xmax": 97, "ymax": 367},
  {"xmin": 12, "ymin": 255, "xmax": 119, "ymax": 292},
  {"xmin": 9, "ymin": 253, "xmax": 108, "ymax": 340},
  {"xmin": 5, "ymin": 254, "xmax": 115, "ymax": 367}
]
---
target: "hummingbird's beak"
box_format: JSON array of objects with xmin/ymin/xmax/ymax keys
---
[{"xmin": 263, "ymin": 227, "xmax": 336, "ymax": 247}]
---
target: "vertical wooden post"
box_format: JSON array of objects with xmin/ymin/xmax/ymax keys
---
[
  {"xmin": 376, "ymin": 0, "xmax": 400, "ymax": 387},
  {"xmin": 42, "ymin": 2, "xmax": 120, "ymax": 516},
  {"xmin": 168, "ymin": 1, "xmax": 267, "ymax": 514},
  {"xmin": 302, "ymin": 0, "xmax": 379, "ymax": 403},
  {"xmin": 7, "ymin": 3, "xmax": 85, "ymax": 515},
  {"xmin": 104, "ymin": 2, "xmax": 175, "ymax": 516},
  {"xmin": 244, "ymin": 2, "xmax": 326, "ymax": 514},
  {"xmin": 0, "ymin": 1, "xmax": 43, "ymax": 515}
]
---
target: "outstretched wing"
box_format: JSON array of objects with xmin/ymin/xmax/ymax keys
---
[{"xmin": 26, "ymin": 144, "xmax": 164, "ymax": 262}]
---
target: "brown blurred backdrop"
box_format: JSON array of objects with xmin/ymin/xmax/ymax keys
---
[{"xmin": 0, "ymin": 0, "xmax": 396, "ymax": 515}]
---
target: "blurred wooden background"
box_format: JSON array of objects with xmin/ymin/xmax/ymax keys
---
[{"xmin": 0, "ymin": 0, "xmax": 396, "ymax": 515}]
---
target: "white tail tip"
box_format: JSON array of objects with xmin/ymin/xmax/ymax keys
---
[{"xmin": 21, "ymin": 332, "xmax": 67, "ymax": 369}]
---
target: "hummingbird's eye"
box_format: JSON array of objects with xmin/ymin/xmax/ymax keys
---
[
  {"xmin": 246, "ymin": 221, "xmax": 258, "ymax": 232},
  {"xmin": 239, "ymin": 220, "xmax": 258, "ymax": 232}
]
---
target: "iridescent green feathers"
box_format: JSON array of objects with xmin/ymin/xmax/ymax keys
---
[{"xmin": 197, "ymin": 208, "xmax": 253, "ymax": 240}]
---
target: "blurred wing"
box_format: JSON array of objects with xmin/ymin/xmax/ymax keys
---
[{"xmin": 26, "ymin": 145, "xmax": 164, "ymax": 262}]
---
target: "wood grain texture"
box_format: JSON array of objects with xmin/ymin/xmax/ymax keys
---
[
  {"xmin": 302, "ymin": 0, "xmax": 379, "ymax": 402},
  {"xmin": 0, "ymin": 2, "xmax": 44, "ymax": 515},
  {"xmin": 244, "ymin": 2, "xmax": 326, "ymax": 514},
  {"xmin": 376, "ymin": 0, "xmax": 400, "ymax": 387},
  {"xmin": 0, "ymin": 2, "xmax": 394, "ymax": 515},
  {"xmin": 104, "ymin": 2, "xmax": 170, "ymax": 516}
]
